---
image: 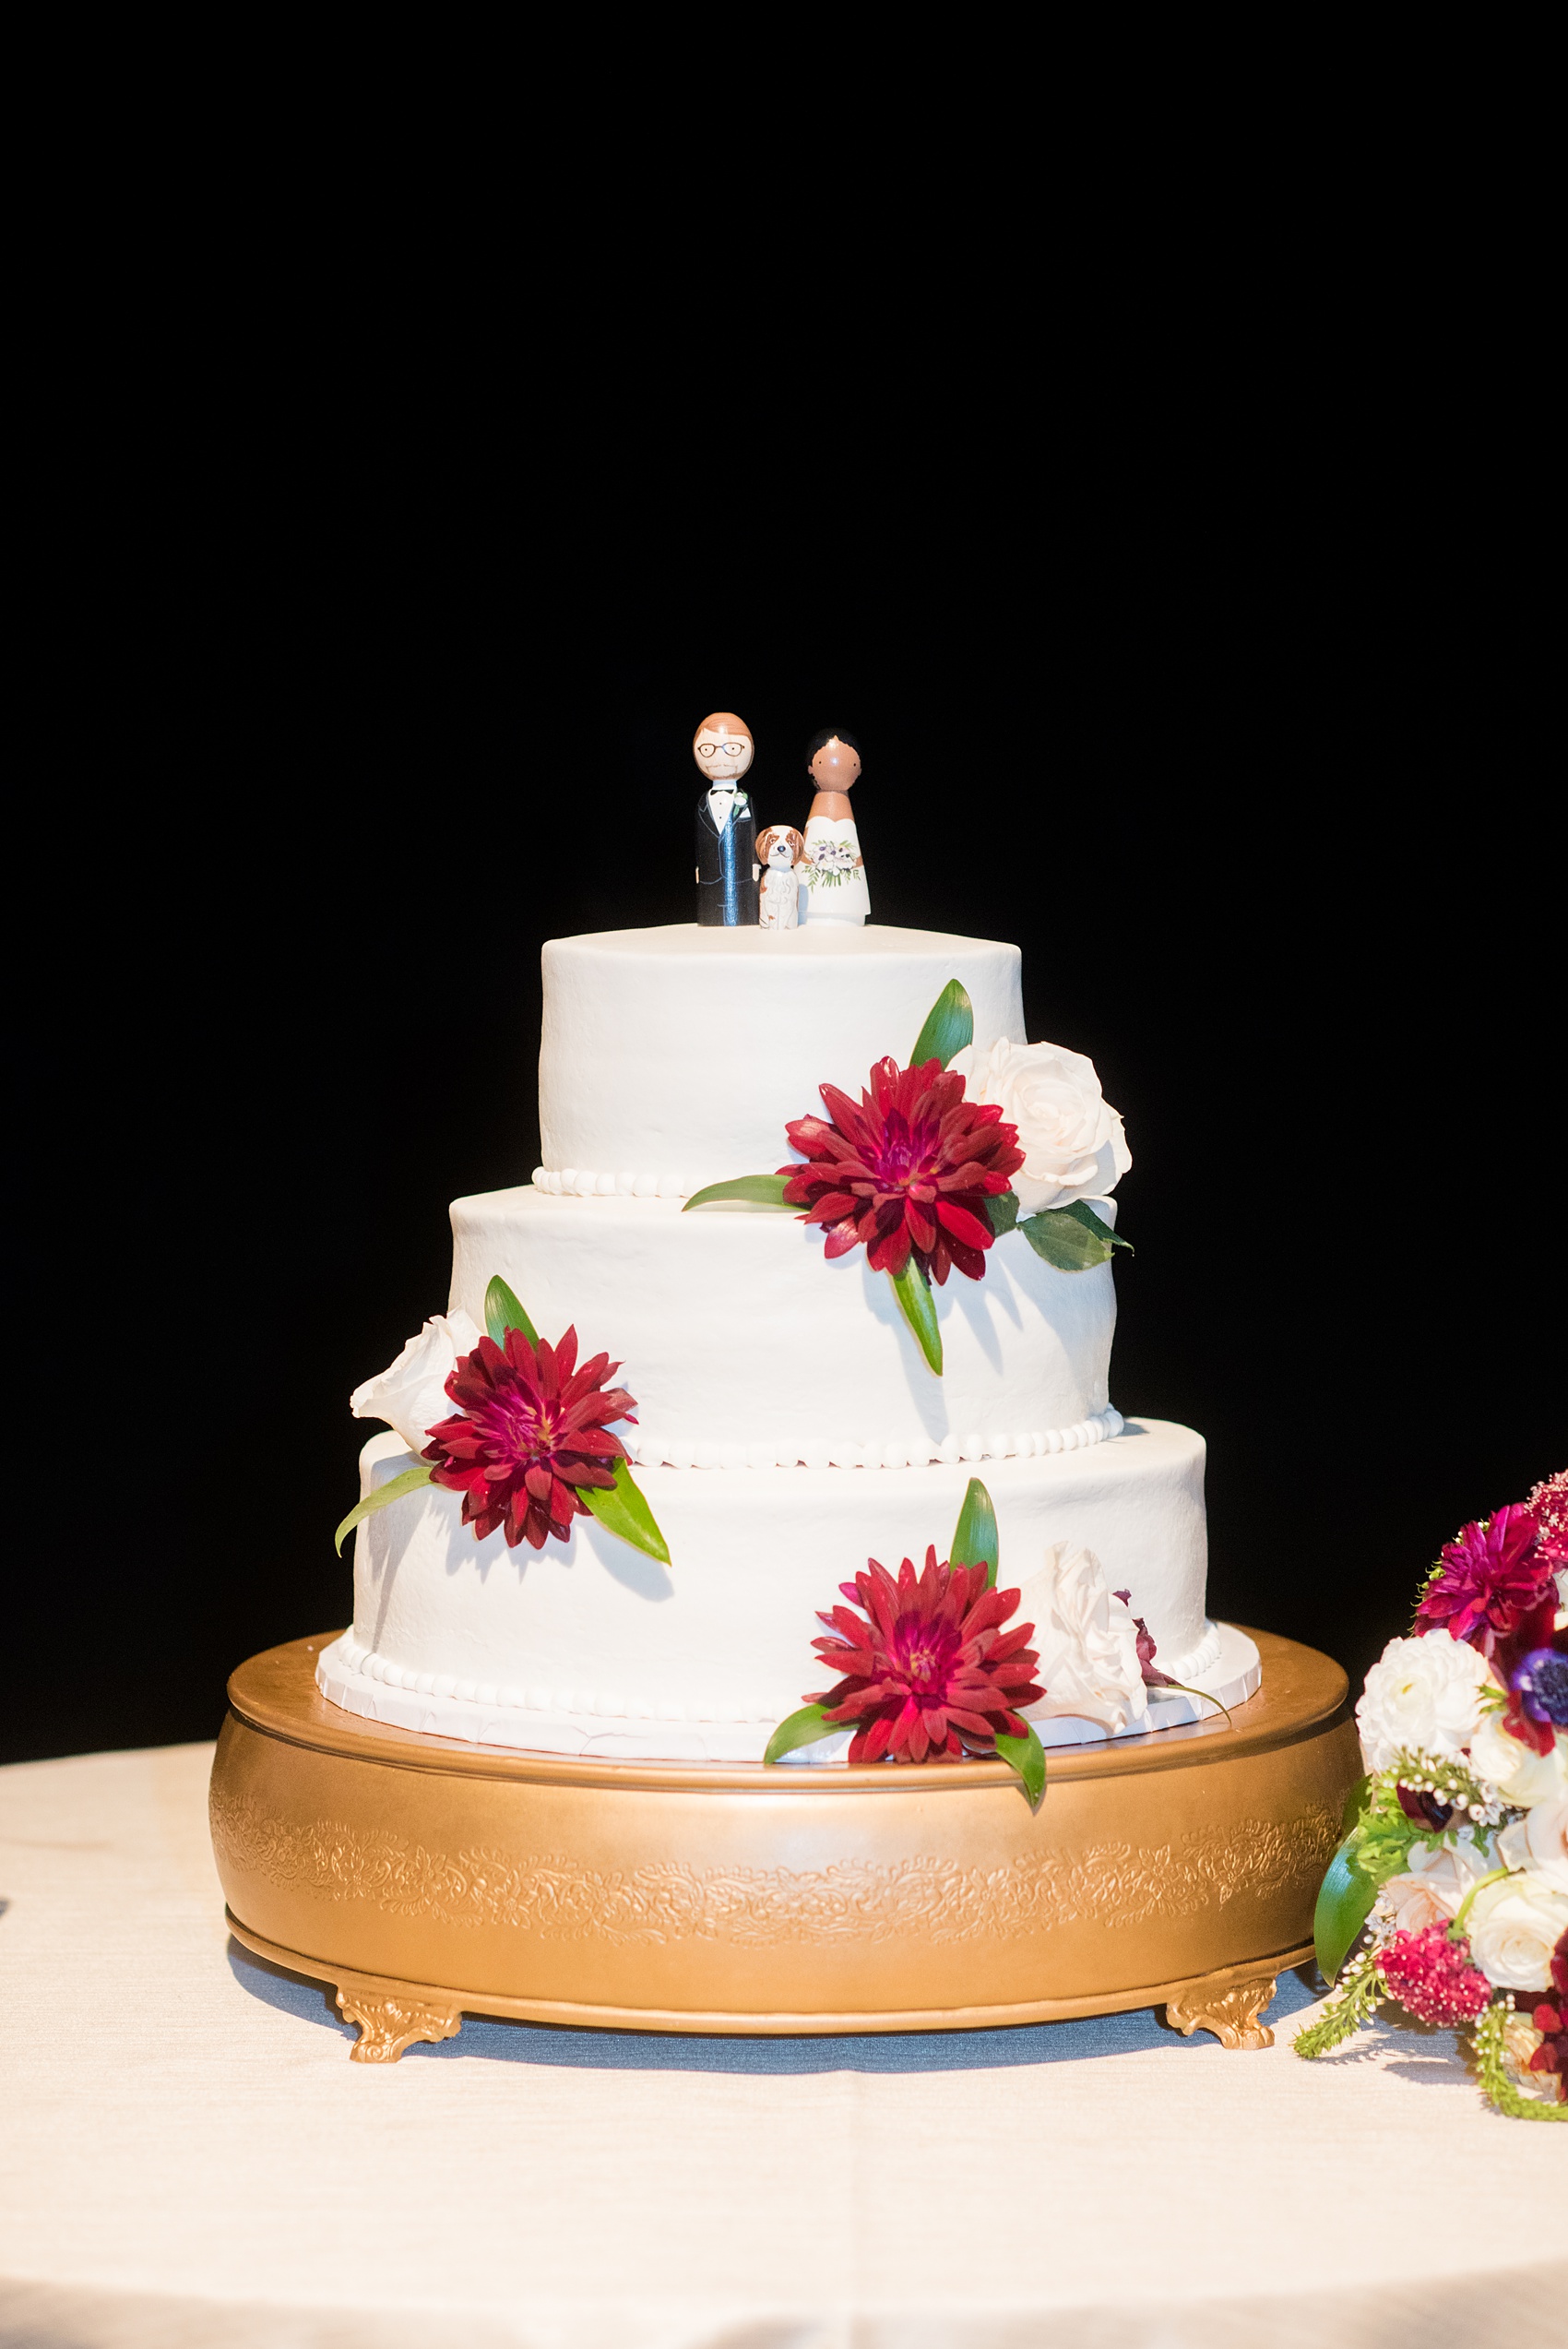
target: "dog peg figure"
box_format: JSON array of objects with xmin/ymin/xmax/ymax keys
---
[{"xmin": 755, "ymin": 825, "xmax": 806, "ymax": 930}]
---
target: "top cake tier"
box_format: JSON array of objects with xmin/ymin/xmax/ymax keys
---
[{"xmin": 539, "ymin": 924, "xmax": 1025, "ymax": 1195}]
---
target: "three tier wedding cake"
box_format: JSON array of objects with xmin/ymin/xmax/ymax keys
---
[{"xmin": 317, "ymin": 924, "xmax": 1258, "ymax": 1763}]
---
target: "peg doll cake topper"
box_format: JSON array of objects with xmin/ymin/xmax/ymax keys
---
[
  {"xmin": 693, "ymin": 710, "xmax": 759, "ymax": 926},
  {"xmin": 755, "ymin": 824, "xmax": 806, "ymax": 930},
  {"xmin": 801, "ymin": 728, "xmax": 868, "ymax": 925}
]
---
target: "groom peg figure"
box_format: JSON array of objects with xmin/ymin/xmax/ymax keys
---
[{"xmin": 693, "ymin": 710, "xmax": 760, "ymax": 925}]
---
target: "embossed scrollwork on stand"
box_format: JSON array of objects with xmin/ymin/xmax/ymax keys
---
[
  {"xmin": 336, "ymin": 1987, "xmax": 463, "ymax": 2063},
  {"xmin": 211, "ymin": 1785, "xmax": 1338, "ymax": 1949},
  {"xmin": 1166, "ymin": 1968, "xmax": 1279, "ymax": 2049}
]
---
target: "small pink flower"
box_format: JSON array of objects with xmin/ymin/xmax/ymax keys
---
[
  {"xmin": 1526, "ymin": 1468, "xmax": 1568, "ymax": 1558},
  {"xmin": 1378, "ymin": 1924, "xmax": 1492, "ymax": 2027}
]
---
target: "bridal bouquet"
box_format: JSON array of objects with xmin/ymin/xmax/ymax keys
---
[
  {"xmin": 806, "ymin": 838, "xmax": 860, "ymax": 884},
  {"xmin": 1297, "ymin": 1472, "xmax": 1567, "ymax": 2117}
]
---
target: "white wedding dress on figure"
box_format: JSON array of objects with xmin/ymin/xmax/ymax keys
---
[{"xmin": 802, "ymin": 817, "xmax": 869, "ymax": 924}]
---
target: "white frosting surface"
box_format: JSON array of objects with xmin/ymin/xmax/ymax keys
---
[
  {"xmin": 326, "ymin": 917, "xmax": 1240, "ymax": 1768},
  {"xmin": 448, "ymin": 1189, "xmax": 1116, "ymax": 1466},
  {"xmin": 326, "ymin": 1418, "xmax": 1212, "ymax": 1761},
  {"xmin": 538, "ymin": 924, "xmax": 1025, "ymax": 1189}
]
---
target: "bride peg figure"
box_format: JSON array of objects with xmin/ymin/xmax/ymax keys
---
[
  {"xmin": 801, "ymin": 728, "xmax": 869, "ymax": 925},
  {"xmin": 755, "ymin": 825, "xmax": 807, "ymax": 930}
]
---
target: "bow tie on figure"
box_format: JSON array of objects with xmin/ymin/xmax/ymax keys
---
[{"xmin": 693, "ymin": 710, "xmax": 760, "ymax": 925}]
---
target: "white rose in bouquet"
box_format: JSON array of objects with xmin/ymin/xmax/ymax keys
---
[
  {"xmin": 1375, "ymin": 1830, "xmax": 1497, "ymax": 1934},
  {"xmin": 1496, "ymin": 1797, "xmax": 1568, "ymax": 1893},
  {"xmin": 1355, "ymin": 1631, "xmax": 1496, "ymax": 1771},
  {"xmin": 1016, "ymin": 1542, "xmax": 1149, "ymax": 1736},
  {"xmin": 1469, "ymin": 1710, "xmax": 1568, "ymax": 1808},
  {"xmin": 1466, "ymin": 1873, "xmax": 1568, "ymax": 1992},
  {"xmin": 950, "ymin": 1038, "xmax": 1131, "ymax": 1214},
  {"xmin": 350, "ymin": 1309, "xmax": 483, "ymax": 1455}
]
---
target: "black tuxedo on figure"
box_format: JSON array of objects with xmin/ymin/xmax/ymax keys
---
[{"xmin": 695, "ymin": 787, "xmax": 759, "ymax": 925}]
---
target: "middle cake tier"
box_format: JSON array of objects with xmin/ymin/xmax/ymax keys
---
[{"xmin": 449, "ymin": 1186, "xmax": 1118, "ymax": 1468}]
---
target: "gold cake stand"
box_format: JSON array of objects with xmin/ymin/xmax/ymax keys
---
[{"xmin": 210, "ymin": 1630, "xmax": 1357, "ymax": 2062}]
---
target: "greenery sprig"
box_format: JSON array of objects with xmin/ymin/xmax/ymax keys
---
[
  {"xmin": 1294, "ymin": 1950, "xmax": 1386, "ymax": 2058},
  {"xmin": 1384, "ymin": 1747, "xmax": 1510, "ymax": 1832}
]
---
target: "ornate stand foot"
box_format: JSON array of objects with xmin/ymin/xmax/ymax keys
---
[
  {"xmin": 337, "ymin": 1987, "xmax": 463, "ymax": 2063},
  {"xmin": 1166, "ymin": 1968, "xmax": 1278, "ymax": 2049}
]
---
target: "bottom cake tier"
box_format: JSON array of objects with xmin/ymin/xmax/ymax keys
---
[{"xmin": 319, "ymin": 1417, "xmax": 1252, "ymax": 1761}]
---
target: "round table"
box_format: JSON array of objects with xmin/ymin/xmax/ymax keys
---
[{"xmin": 2, "ymin": 1742, "xmax": 1563, "ymax": 2348}]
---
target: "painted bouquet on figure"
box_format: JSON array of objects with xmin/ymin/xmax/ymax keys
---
[{"xmin": 1298, "ymin": 1471, "xmax": 1568, "ymax": 2118}]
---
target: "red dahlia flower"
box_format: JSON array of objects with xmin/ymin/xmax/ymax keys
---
[
  {"xmin": 1377, "ymin": 1925, "xmax": 1491, "ymax": 2027},
  {"xmin": 422, "ymin": 1326, "xmax": 636, "ymax": 1550},
  {"xmin": 808, "ymin": 1546, "xmax": 1043, "ymax": 1764},
  {"xmin": 1414, "ymin": 1504, "xmax": 1556, "ymax": 1656},
  {"xmin": 779, "ymin": 1056, "xmax": 1024, "ymax": 1283}
]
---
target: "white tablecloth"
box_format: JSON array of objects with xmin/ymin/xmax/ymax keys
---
[{"xmin": 1, "ymin": 1743, "xmax": 1563, "ymax": 2348}]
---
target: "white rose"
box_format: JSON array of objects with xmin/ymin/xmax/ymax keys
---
[
  {"xmin": 1469, "ymin": 1711, "xmax": 1568, "ymax": 1809},
  {"xmin": 1355, "ymin": 1631, "xmax": 1496, "ymax": 1772},
  {"xmin": 1016, "ymin": 1542, "xmax": 1148, "ymax": 1736},
  {"xmin": 1374, "ymin": 1830, "xmax": 1496, "ymax": 1935},
  {"xmin": 349, "ymin": 1309, "xmax": 483, "ymax": 1454},
  {"xmin": 1496, "ymin": 1798, "xmax": 1568, "ymax": 1894},
  {"xmin": 951, "ymin": 1037, "xmax": 1131, "ymax": 1214},
  {"xmin": 1466, "ymin": 1873, "xmax": 1568, "ymax": 1992}
]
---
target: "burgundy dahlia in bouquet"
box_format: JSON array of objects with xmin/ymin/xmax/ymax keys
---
[
  {"xmin": 1297, "ymin": 1469, "xmax": 1568, "ymax": 2118},
  {"xmin": 422, "ymin": 1325, "xmax": 636, "ymax": 1550},
  {"xmin": 806, "ymin": 1547, "xmax": 1043, "ymax": 1765},
  {"xmin": 779, "ymin": 1057, "xmax": 1023, "ymax": 1286}
]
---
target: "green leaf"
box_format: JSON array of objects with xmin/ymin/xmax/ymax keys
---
[
  {"xmin": 683, "ymin": 1174, "xmax": 794, "ymax": 1211},
  {"xmin": 1062, "ymin": 1198, "xmax": 1133, "ymax": 1253},
  {"xmin": 1018, "ymin": 1199, "xmax": 1132, "ymax": 1272},
  {"xmin": 993, "ymin": 1722, "xmax": 1046, "ymax": 1806},
  {"xmin": 951, "ymin": 1476, "xmax": 999, "ymax": 1587},
  {"xmin": 484, "ymin": 1275, "xmax": 538, "ymax": 1347},
  {"xmin": 579, "ymin": 1456, "xmax": 671, "ymax": 1567},
  {"xmin": 985, "ymin": 1188, "xmax": 1020, "ymax": 1239},
  {"xmin": 1148, "ymin": 1678, "xmax": 1234, "ymax": 1730},
  {"xmin": 1313, "ymin": 1833, "xmax": 1381, "ymax": 1985},
  {"xmin": 887, "ymin": 1258, "xmax": 942, "ymax": 1374},
  {"xmin": 909, "ymin": 979, "xmax": 974, "ymax": 1070},
  {"xmin": 764, "ymin": 1701, "xmax": 843, "ymax": 1765},
  {"xmin": 334, "ymin": 1463, "xmax": 435, "ymax": 1555},
  {"xmin": 1339, "ymin": 1772, "xmax": 1374, "ymax": 1839}
]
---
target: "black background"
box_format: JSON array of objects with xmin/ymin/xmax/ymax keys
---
[{"xmin": 6, "ymin": 537, "xmax": 1563, "ymax": 1768}]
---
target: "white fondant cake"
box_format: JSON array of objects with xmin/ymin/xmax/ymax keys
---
[
  {"xmin": 322, "ymin": 922, "xmax": 1251, "ymax": 1761},
  {"xmin": 538, "ymin": 924, "xmax": 1024, "ymax": 1195},
  {"xmin": 448, "ymin": 1189, "xmax": 1118, "ymax": 1468}
]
